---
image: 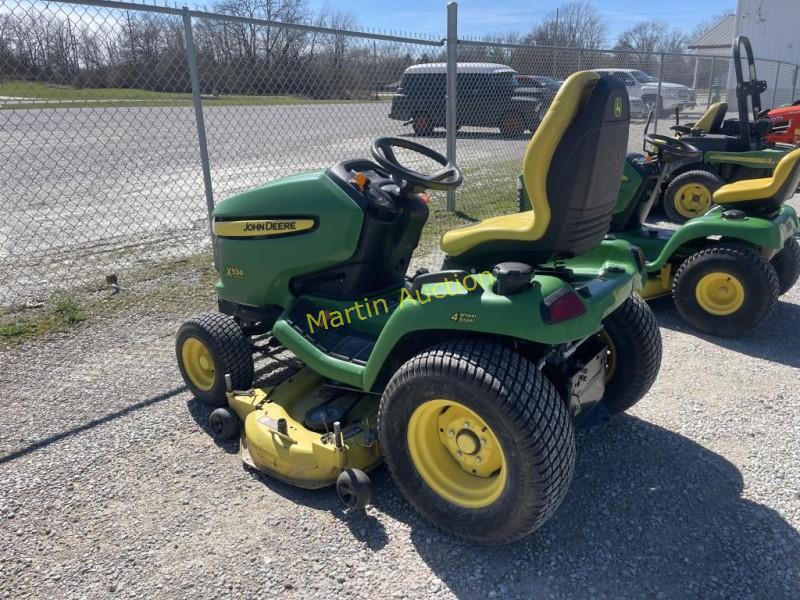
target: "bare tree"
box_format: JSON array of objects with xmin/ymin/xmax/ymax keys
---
[{"xmin": 526, "ymin": 1, "xmax": 607, "ymax": 49}]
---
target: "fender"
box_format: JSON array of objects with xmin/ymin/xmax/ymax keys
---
[
  {"xmin": 362, "ymin": 240, "xmax": 641, "ymax": 390},
  {"xmin": 646, "ymin": 204, "xmax": 798, "ymax": 271}
]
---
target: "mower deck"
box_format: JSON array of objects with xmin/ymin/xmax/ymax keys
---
[{"xmin": 228, "ymin": 368, "xmax": 381, "ymax": 489}]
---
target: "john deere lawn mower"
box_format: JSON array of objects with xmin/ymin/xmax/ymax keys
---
[
  {"xmin": 655, "ymin": 36, "xmax": 796, "ymax": 223},
  {"xmin": 175, "ymin": 71, "xmax": 663, "ymax": 544},
  {"xmin": 596, "ymin": 136, "xmax": 799, "ymax": 337}
]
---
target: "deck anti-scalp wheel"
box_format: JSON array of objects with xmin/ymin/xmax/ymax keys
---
[
  {"xmin": 673, "ymin": 243, "xmax": 779, "ymax": 337},
  {"xmin": 663, "ymin": 170, "xmax": 724, "ymax": 223},
  {"xmin": 770, "ymin": 238, "xmax": 800, "ymax": 295},
  {"xmin": 208, "ymin": 407, "xmax": 240, "ymax": 441},
  {"xmin": 378, "ymin": 339, "xmax": 575, "ymax": 544},
  {"xmin": 597, "ymin": 294, "xmax": 662, "ymax": 414},
  {"xmin": 336, "ymin": 469, "xmax": 372, "ymax": 510},
  {"xmin": 176, "ymin": 313, "xmax": 254, "ymax": 407}
]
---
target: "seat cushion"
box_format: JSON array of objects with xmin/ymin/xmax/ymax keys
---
[
  {"xmin": 440, "ymin": 211, "xmax": 536, "ymax": 256},
  {"xmin": 440, "ymin": 72, "xmax": 628, "ymax": 264},
  {"xmin": 714, "ymin": 148, "xmax": 800, "ymax": 208}
]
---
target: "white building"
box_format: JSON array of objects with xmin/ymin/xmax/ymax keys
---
[{"xmin": 689, "ymin": 1, "xmax": 800, "ymax": 107}]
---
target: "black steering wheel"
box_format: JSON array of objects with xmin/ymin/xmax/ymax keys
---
[
  {"xmin": 371, "ymin": 137, "xmax": 463, "ymax": 193},
  {"xmin": 645, "ymin": 133, "xmax": 702, "ymax": 161}
]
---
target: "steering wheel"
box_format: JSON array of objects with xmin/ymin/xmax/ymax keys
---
[
  {"xmin": 644, "ymin": 133, "xmax": 702, "ymax": 161},
  {"xmin": 670, "ymin": 124, "xmax": 693, "ymax": 136},
  {"xmin": 371, "ymin": 137, "xmax": 462, "ymax": 193}
]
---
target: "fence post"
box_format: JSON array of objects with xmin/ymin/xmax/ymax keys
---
[
  {"xmin": 182, "ymin": 7, "xmax": 217, "ymax": 269},
  {"xmin": 772, "ymin": 61, "xmax": 781, "ymax": 107},
  {"xmin": 706, "ymin": 56, "xmax": 717, "ymax": 110},
  {"xmin": 792, "ymin": 65, "xmax": 799, "ymax": 102},
  {"xmin": 653, "ymin": 53, "xmax": 664, "ymax": 134},
  {"xmin": 445, "ymin": 2, "xmax": 457, "ymax": 212}
]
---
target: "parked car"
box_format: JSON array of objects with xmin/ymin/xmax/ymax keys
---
[
  {"xmin": 514, "ymin": 75, "xmax": 560, "ymax": 120},
  {"xmin": 389, "ymin": 63, "xmax": 544, "ymax": 136},
  {"xmin": 593, "ymin": 69, "xmax": 695, "ymax": 115},
  {"xmin": 516, "ymin": 75, "xmax": 562, "ymax": 91}
]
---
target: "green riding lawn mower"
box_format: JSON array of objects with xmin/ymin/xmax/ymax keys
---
[
  {"xmin": 176, "ymin": 71, "xmax": 665, "ymax": 544},
  {"xmin": 521, "ymin": 123, "xmax": 800, "ymax": 337},
  {"xmin": 655, "ymin": 36, "xmax": 797, "ymax": 223}
]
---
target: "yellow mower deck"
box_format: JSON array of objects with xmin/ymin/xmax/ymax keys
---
[{"xmin": 227, "ymin": 368, "xmax": 381, "ymax": 489}]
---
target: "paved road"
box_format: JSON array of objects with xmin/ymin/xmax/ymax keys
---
[{"xmin": 0, "ymin": 100, "xmax": 659, "ymax": 304}]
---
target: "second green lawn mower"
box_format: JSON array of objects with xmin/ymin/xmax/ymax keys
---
[
  {"xmin": 175, "ymin": 71, "xmax": 663, "ymax": 544},
  {"xmin": 525, "ymin": 133, "xmax": 800, "ymax": 338},
  {"xmin": 655, "ymin": 36, "xmax": 796, "ymax": 223}
]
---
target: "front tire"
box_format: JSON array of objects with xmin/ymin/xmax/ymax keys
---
[
  {"xmin": 379, "ymin": 339, "xmax": 575, "ymax": 545},
  {"xmin": 598, "ymin": 295, "xmax": 662, "ymax": 414},
  {"xmin": 176, "ymin": 313, "xmax": 254, "ymax": 406},
  {"xmin": 771, "ymin": 238, "xmax": 800, "ymax": 295},
  {"xmin": 673, "ymin": 244, "xmax": 779, "ymax": 337},
  {"xmin": 663, "ymin": 170, "xmax": 724, "ymax": 223}
]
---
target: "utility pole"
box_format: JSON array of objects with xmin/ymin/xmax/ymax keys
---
[{"xmin": 552, "ymin": 8, "xmax": 559, "ymax": 78}]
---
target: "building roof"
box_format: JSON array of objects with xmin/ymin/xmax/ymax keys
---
[
  {"xmin": 689, "ymin": 14, "xmax": 736, "ymax": 50},
  {"xmin": 404, "ymin": 62, "xmax": 515, "ymax": 75}
]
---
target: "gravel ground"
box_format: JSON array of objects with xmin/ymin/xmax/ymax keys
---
[{"xmin": 2, "ymin": 199, "xmax": 799, "ymax": 598}]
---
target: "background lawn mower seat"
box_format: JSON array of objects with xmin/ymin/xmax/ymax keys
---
[
  {"xmin": 713, "ymin": 147, "xmax": 800, "ymax": 214},
  {"xmin": 693, "ymin": 102, "xmax": 728, "ymax": 134},
  {"xmin": 440, "ymin": 71, "xmax": 630, "ymax": 268}
]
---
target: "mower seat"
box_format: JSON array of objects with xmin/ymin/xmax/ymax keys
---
[
  {"xmin": 713, "ymin": 147, "xmax": 800, "ymax": 212},
  {"xmin": 692, "ymin": 102, "xmax": 728, "ymax": 134},
  {"xmin": 440, "ymin": 71, "xmax": 629, "ymax": 266}
]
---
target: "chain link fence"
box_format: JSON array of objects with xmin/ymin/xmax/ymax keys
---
[{"xmin": 1, "ymin": 0, "xmax": 798, "ymax": 308}]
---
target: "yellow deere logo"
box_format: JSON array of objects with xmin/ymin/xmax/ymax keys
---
[
  {"xmin": 214, "ymin": 218, "xmax": 315, "ymax": 238},
  {"xmin": 613, "ymin": 97, "xmax": 623, "ymax": 118}
]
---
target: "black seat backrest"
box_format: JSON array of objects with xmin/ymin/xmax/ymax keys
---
[{"xmin": 536, "ymin": 75, "xmax": 630, "ymax": 257}]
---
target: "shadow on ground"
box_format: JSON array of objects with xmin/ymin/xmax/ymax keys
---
[
  {"xmin": 374, "ymin": 415, "xmax": 800, "ymax": 597},
  {"xmin": 652, "ymin": 294, "xmax": 800, "ymax": 369}
]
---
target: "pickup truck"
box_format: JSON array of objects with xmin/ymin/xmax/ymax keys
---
[{"xmin": 593, "ymin": 69, "xmax": 695, "ymax": 116}]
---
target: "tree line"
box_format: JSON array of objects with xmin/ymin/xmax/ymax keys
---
[
  {"xmin": 0, "ymin": 0, "xmax": 727, "ymax": 96},
  {"xmin": 0, "ymin": 0, "xmax": 422, "ymax": 98}
]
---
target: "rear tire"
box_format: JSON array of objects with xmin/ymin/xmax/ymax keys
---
[
  {"xmin": 673, "ymin": 244, "xmax": 779, "ymax": 337},
  {"xmin": 663, "ymin": 170, "xmax": 724, "ymax": 223},
  {"xmin": 176, "ymin": 313, "xmax": 254, "ymax": 407},
  {"xmin": 771, "ymin": 238, "xmax": 800, "ymax": 295},
  {"xmin": 379, "ymin": 339, "xmax": 575, "ymax": 545},
  {"xmin": 598, "ymin": 294, "xmax": 662, "ymax": 414}
]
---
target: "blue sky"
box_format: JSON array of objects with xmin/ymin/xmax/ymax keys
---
[{"xmin": 306, "ymin": 0, "xmax": 735, "ymax": 44}]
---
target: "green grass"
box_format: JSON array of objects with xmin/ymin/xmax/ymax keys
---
[
  {"xmin": 0, "ymin": 295, "xmax": 87, "ymax": 341},
  {"xmin": 53, "ymin": 296, "xmax": 86, "ymax": 324},
  {"xmin": 0, "ymin": 80, "xmax": 389, "ymax": 110},
  {"xmin": 0, "ymin": 253, "xmax": 217, "ymax": 345}
]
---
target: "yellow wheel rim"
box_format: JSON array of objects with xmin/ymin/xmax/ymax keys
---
[
  {"xmin": 674, "ymin": 182, "xmax": 712, "ymax": 218},
  {"xmin": 181, "ymin": 337, "xmax": 216, "ymax": 391},
  {"xmin": 407, "ymin": 399, "xmax": 507, "ymax": 509},
  {"xmin": 599, "ymin": 330, "xmax": 617, "ymax": 383},
  {"xmin": 695, "ymin": 272, "xmax": 745, "ymax": 316}
]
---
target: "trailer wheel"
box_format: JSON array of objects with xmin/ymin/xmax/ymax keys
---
[
  {"xmin": 379, "ymin": 339, "xmax": 575, "ymax": 544},
  {"xmin": 412, "ymin": 114, "xmax": 433, "ymax": 136}
]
